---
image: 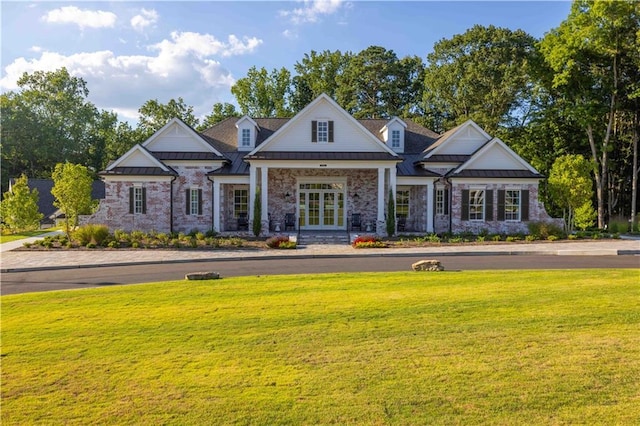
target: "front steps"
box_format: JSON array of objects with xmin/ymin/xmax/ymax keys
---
[{"xmin": 297, "ymin": 231, "xmax": 351, "ymax": 246}]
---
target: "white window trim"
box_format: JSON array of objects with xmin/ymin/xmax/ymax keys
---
[
  {"xmin": 504, "ymin": 189, "xmax": 521, "ymax": 222},
  {"xmin": 391, "ymin": 130, "xmax": 401, "ymax": 149},
  {"xmin": 133, "ymin": 186, "xmax": 144, "ymax": 215},
  {"xmin": 317, "ymin": 120, "xmax": 329, "ymax": 143},
  {"xmin": 436, "ymin": 188, "xmax": 445, "ymax": 215},
  {"xmin": 396, "ymin": 188, "xmax": 410, "ymax": 219},
  {"xmin": 469, "ymin": 188, "xmax": 485, "ymax": 222},
  {"xmin": 241, "ymin": 128, "xmax": 251, "ymax": 147},
  {"xmin": 189, "ymin": 188, "xmax": 200, "ymax": 216}
]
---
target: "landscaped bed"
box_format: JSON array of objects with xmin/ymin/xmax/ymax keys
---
[{"xmin": 2, "ymin": 270, "xmax": 639, "ymax": 424}]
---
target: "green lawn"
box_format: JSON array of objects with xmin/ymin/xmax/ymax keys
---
[
  {"xmin": 0, "ymin": 229, "xmax": 55, "ymax": 244},
  {"xmin": 2, "ymin": 270, "xmax": 639, "ymax": 425}
]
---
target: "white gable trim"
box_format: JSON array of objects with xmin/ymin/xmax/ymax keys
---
[
  {"xmin": 248, "ymin": 93, "xmax": 399, "ymax": 157},
  {"xmin": 424, "ymin": 120, "xmax": 491, "ymax": 159},
  {"xmin": 142, "ymin": 117, "xmax": 224, "ymax": 157},
  {"xmin": 235, "ymin": 115, "xmax": 259, "ymax": 130},
  {"xmin": 106, "ymin": 144, "xmax": 171, "ymax": 171},
  {"xmin": 453, "ymin": 137, "xmax": 538, "ymax": 174},
  {"xmin": 379, "ymin": 117, "xmax": 407, "ymax": 133}
]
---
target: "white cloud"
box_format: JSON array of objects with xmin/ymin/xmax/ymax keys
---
[
  {"xmin": 131, "ymin": 8, "xmax": 158, "ymax": 33},
  {"xmin": 29, "ymin": 46, "xmax": 43, "ymax": 53},
  {"xmin": 0, "ymin": 30, "xmax": 262, "ymax": 124},
  {"xmin": 282, "ymin": 29, "xmax": 298, "ymax": 40},
  {"xmin": 41, "ymin": 6, "xmax": 117, "ymax": 29},
  {"xmin": 279, "ymin": 0, "xmax": 345, "ymax": 24}
]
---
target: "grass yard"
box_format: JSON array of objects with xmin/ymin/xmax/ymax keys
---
[
  {"xmin": 0, "ymin": 229, "xmax": 53, "ymax": 244},
  {"xmin": 2, "ymin": 270, "xmax": 639, "ymax": 425}
]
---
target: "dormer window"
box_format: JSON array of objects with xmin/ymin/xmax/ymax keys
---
[
  {"xmin": 391, "ymin": 130, "xmax": 401, "ymax": 149},
  {"xmin": 241, "ymin": 128, "xmax": 251, "ymax": 147},
  {"xmin": 312, "ymin": 120, "xmax": 334, "ymax": 143}
]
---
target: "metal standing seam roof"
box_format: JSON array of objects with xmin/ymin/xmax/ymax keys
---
[
  {"xmin": 99, "ymin": 167, "xmax": 178, "ymax": 176},
  {"xmin": 244, "ymin": 151, "xmax": 400, "ymax": 161},
  {"xmin": 449, "ymin": 169, "xmax": 543, "ymax": 178},
  {"xmin": 152, "ymin": 151, "xmax": 228, "ymax": 161}
]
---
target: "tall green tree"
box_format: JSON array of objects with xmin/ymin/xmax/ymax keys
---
[
  {"xmin": 197, "ymin": 102, "xmax": 240, "ymax": 130},
  {"xmin": 231, "ymin": 67, "xmax": 293, "ymax": 117},
  {"xmin": 51, "ymin": 163, "xmax": 95, "ymax": 238},
  {"xmin": 548, "ymin": 154, "xmax": 595, "ymax": 233},
  {"xmin": 137, "ymin": 97, "xmax": 199, "ymax": 140},
  {"xmin": 0, "ymin": 174, "xmax": 43, "ymax": 232},
  {"xmin": 539, "ymin": 0, "xmax": 640, "ymax": 228},
  {"xmin": 336, "ymin": 46, "xmax": 424, "ymax": 119},
  {"xmin": 291, "ymin": 50, "xmax": 352, "ymax": 111},
  {"xmin": 0, "ymin": 68, "xmax": 103, "ymax": 192},
  {"xmin": 422, "ymin": 25, "xmax": 538, "ymax": 134}
]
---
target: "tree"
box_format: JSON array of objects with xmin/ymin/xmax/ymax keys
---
[
  {"xmin": 336, "ymin": 46, "xmax": 424, "ymax": 119},
  {"xmin": 0, "ymin": 68, "xmax": 104, "ymax": 192},
  {"xmin": 386, "ymin": 188, "xmax": 396, "ymax": 237},
  {"xmin": 137, "ymin": 97, "xmax": 199, "ymax": 139},
  {"xmin": 231, "ymin": 67, "xmax": 293, "ymax": 117},
  {"xmin": 252, "ymin": 188, "xmax": 262, "ymax": 237},
  {"xmin": 539, "ymin": 0, "xmax": 640, "ymax": 228},
  {"xmin": 0, "ymin": 174, "xmax": 43, "ymax": 232},
  {"xmin": 51, "ymin": 163, "xmax": 95, "ymax": 238},
  {"xmin": 197, "ymin": 102, "xmax": 240, "ymax": 130},
  {"xmin": 422, "ymin": 25, "xmax": 538, "ymax": 134},
  {"xmin": 291, "ymin": 50, "xmax": 352, "ymax": 111},
  {"xmin": 548, "ymin": 155, "xmax": 594, "ymax": 233}
]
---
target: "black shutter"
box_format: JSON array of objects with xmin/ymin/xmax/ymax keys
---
[
  {"xmin": 186, "ymin": 189, "xmax": 191, "ymax": 215},
  {"xmin": 141, "ymin": 188, "xmax": 147, "ymax": 214},
  {"xmin": 461, "ymin": 189, "xmax": 469, "ymax": 221},
  {"xmin": 497, "ymin": 190, "xmax": 505, "ymax": 221},
  {"xmin": 198, "ymin": 189, "xmax": 203, "ymax": 215},
  {"xmin": 311, "ymin": 121, "xmax": 317, "ymax": 142},
  {"xmin": 444, "ymin": 188, "xmax": 449, "ymax": 215},
  {"xmin": 328, "ymin": 121, "xmax": 334, "ymax": 142},
  {"xmin": 129, "ymin": 188, "xmax": 134, "ymax": 214},
  {"xmin": 485, "ymin": 190, "xmax": 493, "ymax": 221},
  {"xmin": 521, "ymin": 190, "xmax": 529, "ymax": 221}
]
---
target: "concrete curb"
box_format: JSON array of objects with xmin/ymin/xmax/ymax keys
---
[{"xmin": 2, "ymin": 248, "xmax": 638, "ymax": 274}]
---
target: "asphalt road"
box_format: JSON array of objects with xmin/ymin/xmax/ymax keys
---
[{"xmin": 2, "ymin": 254, "xmax": 638, "ymax": 295}]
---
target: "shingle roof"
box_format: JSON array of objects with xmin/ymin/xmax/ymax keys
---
[{"xmin": 425, "ymin": 154, "xmax": 471, "ymax": 163}]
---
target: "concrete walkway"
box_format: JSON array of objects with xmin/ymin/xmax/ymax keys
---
[{"xmin": 1, "ymin": 235, "xmax": 638, "ymax": 273}]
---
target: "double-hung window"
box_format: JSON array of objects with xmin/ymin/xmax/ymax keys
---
[
  {"xmin": 396, "ymin": 189, "xmax": 410, "ymax": 218},
  {"xmin": 469, "ymin": 190, "xmax": 485, "ymax": 221},
  {"xmin": 234, "ymin": 189, "xmax": 248, "ymax": 218},
  {"xmin": 436, "ymin": 188, "xmax": 448, "ymax": 215},
  {"xmin": 504, "ymin": 190, "xmax": 521, "ymax": 221},
  {"xmin": 312, "ymin": 120, "xmax": 334, "ymax": 143},
  {"xmin": 391, "ymin": 130, "xmax": 401, "ymax": 149},
  {"xmin": 186, "ymin": 188, "xmax": 202, "ymax": 216},
  {"xmin": 129, "ymin": 186, "xmax": 146, "ymax": 214},
  {"xmin": 241, "ymin": 128, "xmax": 251, "ymax": 147}
]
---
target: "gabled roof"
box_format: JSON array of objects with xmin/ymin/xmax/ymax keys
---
[
  {"xmin": 247, "ymin": 93, "xmax": 400, "ymax": 157},
  {"xmin": 422, "ymin": 119, "xmax": 491, "ymax": 158},
  {"xmin": 380, "ymin": 117, "xmax": 407, "ymax": 132},
  {"xmin": 102, "ymin": 144, "xmax": 176, "ymax": 176},
  {"xmin": 143, "ymin": 117, "xmax": 226, "ymax": 159},
  {"xmin": 235, "ymin": 115, "xmax": 259, "ymax": 129},
  {"xmin": 450, "ymin": 137, "xmax": 541, "ymax": 178}
]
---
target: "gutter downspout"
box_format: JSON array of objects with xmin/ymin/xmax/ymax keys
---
[
  {"xmin": 206, "ymin": 175, "xmax": 214, "ymax": 233},
  {"xmin": 170, "ymin": 175, "xmax": 177, "ymax": 234}
]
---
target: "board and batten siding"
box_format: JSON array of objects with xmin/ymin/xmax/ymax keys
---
[{"xmin": 436, "ymin": 126, "xmax": 489, "ymax": 156}]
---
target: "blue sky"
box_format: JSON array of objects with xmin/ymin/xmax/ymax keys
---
[{"xmin": 1, "ymin": 1, "xmax": 572, "ymax": 124}]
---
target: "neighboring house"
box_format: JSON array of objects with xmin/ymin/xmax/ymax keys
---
[
  {"xmin": 85, "ymin": 94, "xmax": 557, "ymax": 235},
  {"xmin": 8, "ymin": 178, "xmax": 104, "ymax": 227}
]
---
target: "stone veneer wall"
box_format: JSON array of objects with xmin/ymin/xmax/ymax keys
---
[
  {"xmin": 450, "ymin": 182, "xmax": 560, "ymax": 235},
  {"xmin": 171, "ymin": 165, "xmax": 215, "ymax": 234},
  {"xmin": 81, "ymin": 180, "xmax": 172, "ymax": 233},
  {"xmin": 267, "ymin": 168, "xmax": 379, "ymax": 230}
]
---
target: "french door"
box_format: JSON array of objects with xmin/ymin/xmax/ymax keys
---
[{"xmin": 298, "ymin": 182, "xmax": 345, "ymax": 230}]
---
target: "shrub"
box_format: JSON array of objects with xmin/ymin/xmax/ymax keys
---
[
  {"xmin": 23, "ymin": 242, "xmax": 32, "ymax": 248},
  {"xmin": 607, "ymin": 217, "xmax": 630, "ymax": 234},
  {"xmin": 547, "ymin": 235, "xmax": 559, "ymax": 241},
  {"xmin": 568, "ymin": 234, "xmax": 578, "ymax": 240},
  {"xmin": 107, "ymin": 240, "xmax": 119, "ymax": 249},
  {"xmin": 525, "ymin": 235, "xmax": 536, "ymax": 242},
  {"xmin": 491, "ymin": 234, "xmax": 502, "ymax": 242},
  {"xmin": 86, "ymin": 242, "xmax": 97, "ymax": 249},
  {"xmin": 528, "ymin": 221, "xmax": 564, "ymax": 240},
  {"xmin": 352, "ymin": 235, "xmax": 386, "ymax": 248},
  {"xmin": 73, "ymin": 224, "xmax": 110, "ymax": 246},
  {"xmin": 448, "ymin": 237, "xmax": 463, "ymax": 243},
  {"xmin": 476, "ymin": 235, "xmax": 485, "ymax": 243},
  {"xmin": 266, "ymin": 235, "xmax": 296, "ymax": 249}
]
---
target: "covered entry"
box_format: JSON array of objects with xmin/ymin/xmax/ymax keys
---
[{"xmin": 298, "ymin": 180, "xmax": 345, "ymax": 230}]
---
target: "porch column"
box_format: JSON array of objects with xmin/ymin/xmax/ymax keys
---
[
  {"xmin": 249, "ymin": 165, "xmax": 256, "ymax": 222},
  {"xmin": 213, "ymin": 180, "xmax": 221, "ymax": 232},
  {"xmin": 426, "ymin": 182, "xmax": 434, "ymax": 233},
  {"xmin": 377, "ymin": 167, "xmax": 385, "ymax": 222},
  {"xmin": 261, "ymin": 166, "xmax": 269, "ymax": 222}
]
